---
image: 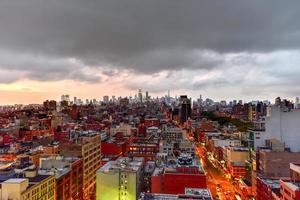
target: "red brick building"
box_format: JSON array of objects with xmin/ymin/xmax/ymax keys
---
[
  {"xmin": 151, "ymin": 166, "xmax": 207, "ymax": 194},
  {"xmin": 127, "ymin": 137, "xmax": 159, "ymax": 162},
  {"xmin": 144, "ymin": 118, "xmax": 160, "ymax": 128},
  {"xmin": 280, "ymin": 163, "xmax": 300, "ymax": 200},
  {"xmin": 101, "ymin": 133, "xmax": 130, "ymax": 164},
  {"xmin": 229, "ymin": 164, "xmax": 247, "ymax": 178},
  {"xmin": 39, "ymin": 157, "xmax": 84, "ymax": 200},
  {"xmin": 0, "ymin": 132, "xmax": 12, "ymax": 145},
  {"xmin": 256, "ymin": 177, "xmax": 280, "ymax": 200},
  {"xmin": 280, "ymin": 180, "xmax": 300, "ymax": 200},
  {"xmin": 54, "ymin": 131, "xmax": 70, "ymax": 143},
  {"xmin": 20, "ymin": 129, "xmax": 53, "ymax": 141}
]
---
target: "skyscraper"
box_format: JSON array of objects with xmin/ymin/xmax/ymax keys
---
[
  {"xmin": 295, "ymin": 97, "xmax": 299, "ymax": 109},
  {"xmin": 179, "ymin": 95, "xmax": 191, "ymax": 124},
  {"xmin": 145, "ymin": 91, "xmax": 149, "ymax": 101},
  {"xmin": 138, "ymin": 89, "xmax": 143, "ymax": 103}
]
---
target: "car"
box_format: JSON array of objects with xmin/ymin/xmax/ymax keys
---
[{"xmin": 224, "ymin": 191, "xmax": 231, "ymax": 195}]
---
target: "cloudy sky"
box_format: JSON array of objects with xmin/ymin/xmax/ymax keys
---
[{"xmin": 0, "ymin": 0, "xmax": 300, "ymax": 104}]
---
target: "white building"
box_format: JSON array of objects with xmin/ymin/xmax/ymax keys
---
[
  {"xmin": 254, "ymin": 106, "xmax": 300, "ymax": 152},
  {"xmin": 146, "ymin": 127, "xmax": 161, "ymax": 136},
  {"xmin": 159, "ymin": 140, "xmax": 195, "ymax": 155},
  {"xmin": 295, "ymin": 97, "xmax": 300, "ymax": 109},
  {"xmin": 211, "ymin": 138, "xmax": 241, "ymax": 147},
  {"xmin": 110, "ymin": 123, "xmax": 133, "ymax": 137}
]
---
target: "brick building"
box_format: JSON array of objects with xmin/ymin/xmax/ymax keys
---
[{"xmin": 59, "ymin": 133, "xmax": 101, "ymax": 199}]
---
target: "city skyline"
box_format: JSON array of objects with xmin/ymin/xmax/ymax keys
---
[
  {"xmin": 0, "ymin": 89, "xmax": 298, "ymax": 105},
  {"xmin": 0, "ymin": 90, "xmax": 294, "ymax": 106},
  {"xmin": 1, "ymin": 1, "xmax": 300, "ymax": 104}
]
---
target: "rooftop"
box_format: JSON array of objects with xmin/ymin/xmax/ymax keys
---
[
  {"xmin": 259, "ymin": 177, "xmax": 280, "ymax": 189},
  {"xmin": 28, "ymin": 174, "xmax": 52, "ymax": 184},
  {"xmin": 139, "ymin": 191, "xmax": 213, "ymax": 200},
  {"xmin": 98, "ymin": 157, "xmax": 143, "ymax": 173},
  {"xmin": 282, "ymin": 180, "xmax": 300, "ymax": 191},
  {"xmin": 3, "ymin": 178, "xmax": 27, "ymax": 184}
]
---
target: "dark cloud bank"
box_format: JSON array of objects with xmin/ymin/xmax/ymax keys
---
[{"xmin": 0, "ymin": 0, "xmax": 300, "ymax": 87}]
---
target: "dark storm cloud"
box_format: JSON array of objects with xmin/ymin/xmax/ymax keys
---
[
  {"xmin": 0, "ymin": 0, "xmax": 300, "ymax": 78},
  {"xmin": 0, "ymin": 51, "xmax": 101, "ymax": 83}
]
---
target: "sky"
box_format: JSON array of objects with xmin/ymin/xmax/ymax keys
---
[{"xmin": 1, "ymin": 0, "xmax": 300, "ymax": 104}]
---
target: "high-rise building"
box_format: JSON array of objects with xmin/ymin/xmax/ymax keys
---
[
  {"xmin": 96, "ymin": 157, "xmax": 144, "ymax": 200},
  {"xmin": 295, "ymin": 97, "xmax": 299, "ymax": 109},
  {"xmin": 38, "ymin": 156, "xmax": 84, "ymax": 200},
  {"xmin": 74, "ymin": 96, "xmax": 77, "ymax": 104},
  {"xmin": 60, "ymin": 133, "xmax": 101, "ymax": 199},
  {"xmin": 138, "ymin": 89, "xmax": 143, "ymax": 103},
  {"xmin": 103, "ymin": 96, "xmax": 109, "ymax": 104},
  {"xmin": 145, "ymin": 91, "xmax": 149, "ymax": 101},
  {"xmin": 179, "ymin": 95, "xmax": 191, "ymax": 124}
]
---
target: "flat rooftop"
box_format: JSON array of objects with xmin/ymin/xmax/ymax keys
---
[
  {"xmin": 139, "ymin": 192, "xmax": 213, "ymax": 200},
  {"xmin": 3, "ymin": 178, "xmax": 27, "ymax": 184},
  {"xmin": 98, "ymin": 157, "xmax": 143, "ymax": 173},
  {"xmin": 282, "ymin": 180, "xmax": 300, "ymax": 191},
  {"xmin": 259, "ymin": 177, "xmax": 280, "ymax": 189},
  {"xmin": 28, "ymin": 174, "xmax": 52, "ymax": 184}
]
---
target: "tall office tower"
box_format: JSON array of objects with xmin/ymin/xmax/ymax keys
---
[
  {"xmin": 103, "ymin": 96, "xmax": 109, "ymax": 104},
  {"xmin": 60, "ymin": 134, "xmax": 101, "ymax": 199},
  {"xmin": 93, "ymin": 99, "xmax": 97, "ymax": 105},
  {"xmin": 138, "ymin": 89, "xmax": 143, "ymax": 103},
  {"xmin": 275, "ymin": 97, "xmax": 281, "ymax": 106},
  {"xmin": 197, "ymin": 94, "xmax": 203, "ymax": 106},
  {"xmin": 233, "ymin": 100, "xmax": 237, "ymax": 106},
  {"xmin": 65, "ymin": 94, "xmax": 70, "ymax": 102},
  {"xmin": 96, "ymin": 157, "xmax": 144, "ymax": 200},
  {"xmin": 179, "ymin": 95, "xmax": 191, "ymax": 124},
  {"xmin": 145, "ymin": 91, "xmax": 149, "ymax": 101},
  {"xmin": 73, "ymin": 96, "xmax": 77, "ymax": 105},
  {"xmin": 295, "ymin": 97, "xmax": 299, "ymax": 109}
]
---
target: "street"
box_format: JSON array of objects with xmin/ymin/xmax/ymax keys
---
[{"xmin": 197, "ymin": 146, "xmax": 243, "ymax": 200}]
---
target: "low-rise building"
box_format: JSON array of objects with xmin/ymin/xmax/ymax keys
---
[
  {"xmin": 256, "ymin": 177, "xmax": 280, "ymax": 200},
  {"xmin": 258, "ymin": 150, "xmax": 300, "ymax": 179},
  {"xmin": 280, "ymin": 180, "xmax": 300, "ymax": 200},
  {"xmin": 151, "ymin": 155, "xmax": 207, "ymax": 195},
  {"xmin": 139, "ymin": 188, "xmax": 213, "ymax": 200},
  {"xmin": 1, "ymin": 171, "xmax": 55, "ymax": 200},
  {"xmin": 280, "ymin": 163, "xmax": 300, "ymax": 200}
]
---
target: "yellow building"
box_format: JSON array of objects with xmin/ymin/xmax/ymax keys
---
[
  {"xmin": 96, "ymin": 157, "xmax": 144, "ymax": 200},
  {"xmin": 1, "ymin": 171, "xmax": 55, "ymax": 200}
]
